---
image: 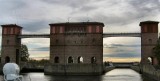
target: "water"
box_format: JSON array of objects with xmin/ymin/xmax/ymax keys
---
[
  {"xmin": 0, "ymin": 69, "xmax": 155, "ymax": 81},
  {"xmin": 102, "ymin": 69, "xmax": 143, "ymax": 81}
]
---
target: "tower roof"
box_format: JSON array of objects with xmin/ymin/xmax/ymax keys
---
[
  {"xmin": 139, "ymin": 21, "xmax": 159, "ymax": 26},
  {"xmin": 49, "ymin": 22, "xmax": 104, "ymax": 27},
  {"xmin": 1, "ymin": 24, "xmax": 22, "ymax": 28}
]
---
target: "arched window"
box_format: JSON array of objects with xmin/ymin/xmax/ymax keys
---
[
  {"xmin": 54, "ymin": 57, "xmax": 59, "ymax": 63},
  {"xmin": 5, "ymin": 56, "xmax": 10, "ymax": 63},
  {"xmin": 78, "ymin": 56, "xmax": 83, "ymax": 63},
  {"xmin": 91, "ymin": 57, "xmax": 96, "ymax": 63},
  {"xmin": 68, "ymin": 56, "xmax": 74, "ymax": 63},
  {"xmin": 148, "ymin": 57, "xmax": 153, "ymax": 64}
]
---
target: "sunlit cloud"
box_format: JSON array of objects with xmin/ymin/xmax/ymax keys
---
[
  {"xmin": 28, "ymin": 51, "xmax": 49, "ymax": 60},
  {"xmin": 103, "ymin": 57, "xmax": 140, "ymax": 62}
]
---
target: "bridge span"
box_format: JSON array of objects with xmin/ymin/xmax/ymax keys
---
[
  {"xmin": 16, "ymin": 32, "xmax": 141, "ymax": 39},
  {"xmin": 103, "ymin": 32, "xmax": 141, "ymax": 37},
  {"xmin": 112, "ymin": 62, "xmax": 134, "ymax": 68},
  {"xmin": 18, "ymin": 33, "xmax": 141, "ymax": 38},
  {"xmin": 18, "ymin": 34, "xmax": 50, "ymax": 38}
]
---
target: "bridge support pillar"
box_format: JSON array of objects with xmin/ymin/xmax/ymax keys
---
[
  {"xmin": 140, "ymin": 21, "xmax": 159, "ymax": 65},
  {"xmin": 1, "ymin": 24, "xmax": 22, "ymax": 64}
]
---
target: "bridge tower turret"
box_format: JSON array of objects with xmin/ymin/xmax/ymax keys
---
[
  {"xmin": 1, "ymin": 24, "xmax": 22, "ymax": 64},
  {"xmin": 140, "ymin": 21, "xmax": 159, "ymax": 65}
]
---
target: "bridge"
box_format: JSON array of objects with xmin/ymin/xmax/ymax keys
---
[
  {"xmin": 112, "ymin": 62, "xmax": 134, "ymax": 68},
  {"xmin": 18, "ymin": 34, "xmax": 50, "ymax": 38},
  {"xmin": 17, "ymin": 32, "xmax": 141, "ymax": 38},
  {"xmin": 103, "ymin": 32, "xmax": 141, "ymax": 37}
]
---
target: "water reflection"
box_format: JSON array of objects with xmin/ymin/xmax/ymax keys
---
[
  {"xmin": 102, "ymin": 69, "xmax": 143, "ymax": 81},
  {"xmin": 0, "ymin": 69, "xmax": 156, "ymax": 81},
  {"xmin": 22, "ymin": 73, "xmax": 101, "ymax": 81}
]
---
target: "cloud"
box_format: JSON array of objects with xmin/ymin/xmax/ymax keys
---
[
  {"xmin": 103, "ymin": 43, "xmax": 140, "ymax": 48},
  {"xmin": 0, "ymin": 0, "xmax": 159, "ymax": 61},
  {"xmin": 21, "ymin": 20, "xmax": 50, "ymax": 32},
  {"xmin": 103, "ymin": 44, "xmax": 117, "ymax": 48},
  {"xmin": 42, "ymin": 0, "xmax": 91, "ymax": 8},
  {"xmin": 103, "ymin": 53, "xmax": 140, "ymax": 58},
  {"xmin": 0, "ymin": 0, "xmax": 27, "ymax": 13},
  {"xmin": 29, "ymin": 47, "xmax": 49, "ymax": 51},
  {"xmin": 1, "ymin": 0, "xmax": 159, "ymax": 33},
  {"xmin": 103, "ymin": 43, "xmax": 141, "ymax": 59},
  {"xmin": 128, "ymin": 0, "xmax": 160, "ymax": 13}
]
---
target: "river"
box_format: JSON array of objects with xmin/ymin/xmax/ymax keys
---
[{"xmin": 0, "ymin": 69, "xmax": 155, "ymax": 81}]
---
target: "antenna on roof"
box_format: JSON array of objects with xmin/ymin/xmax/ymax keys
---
[
  {"xmin": 68, "ymin": 17, "xmax": 71, "ymax": 22},
  {"xmin": 87, "ymin": 13, "xmax": 89, "ymax": 22}
]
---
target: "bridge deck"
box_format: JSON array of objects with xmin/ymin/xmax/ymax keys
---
[
  {"xmin": 103, "ymin": 33, "xmax": 141, "ymax": 37},
  {"xmin": 18, "ymin": 34, "xmax": 50, "ymax": 38},
  {"xmin": 17, "ymin": 33, "xmax": 141, "ymax": 38}
]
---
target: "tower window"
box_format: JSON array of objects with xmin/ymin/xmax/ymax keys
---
[
  {"xmin": 78, "ymin": 56, "xmax": 83, "ymax": 63},
  {"xmin": 5, "ymin": 56, "xmax": 10, "ymax": 63},
  {"xmin": 68, "ymin": 56, "xmax": 74, "ymax": 63},
  {"xmin": 54, "ymin": 56, "xmax": 59, "ymax": 63},
  {"xmin": 148, "ymin": 57, "xmax": 153, "ymax": 65},
  {"xmin": 91, "ymin": 57, "xmax": 96, "ymax": 63},
  {"xmin": 65, "ymin": 26, "xmax": 86, "ymax": 33}
]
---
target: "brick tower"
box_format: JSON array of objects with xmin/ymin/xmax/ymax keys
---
[
  {"xmin": 1, "ymin": 24, "xmax": 22, "ymax": 64},
  {"xmin": 140, "ymin": 21, "xmax": 159, "ymax": 65},
  {"xmin": 45, "ymin": 22, "xmax": 104, "ymax": 75}
]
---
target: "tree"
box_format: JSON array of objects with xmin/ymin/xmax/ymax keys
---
[
  {"xmin": 153, "ymin": 38, "xmax": 160, "ymax": 64},
  {"xmin": 21, "ymin": 44, "xmax": 29, "ymax": 61}
]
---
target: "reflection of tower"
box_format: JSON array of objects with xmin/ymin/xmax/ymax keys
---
[
  {"xmin": 140, "ymin": 21, "xmax": 159, "ymax": 65},
  {"xmin": 1, "ymin": 24, "xmax": 22, "ymax": 64}
]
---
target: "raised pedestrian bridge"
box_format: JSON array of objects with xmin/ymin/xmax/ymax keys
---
[
  {"xmin": 103, "ymin": 32, "xmax": 141, "ymax": 37},
  {"xmin": 18, "ymin": 34, "xmax": 50, "ymax": 38},
  {"xmin": 17, "ymin": 32, "xmax": 141, "ymax": 38}
]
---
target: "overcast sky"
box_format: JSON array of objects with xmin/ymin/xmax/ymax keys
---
[{"xmin": 0, "ymin": 0, "xmax": 160, "ymax": 62}]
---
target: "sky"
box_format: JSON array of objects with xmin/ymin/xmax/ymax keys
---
[{"xmin": 0, "ymin": 0, "xmax": 160, "ymax": 62}]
